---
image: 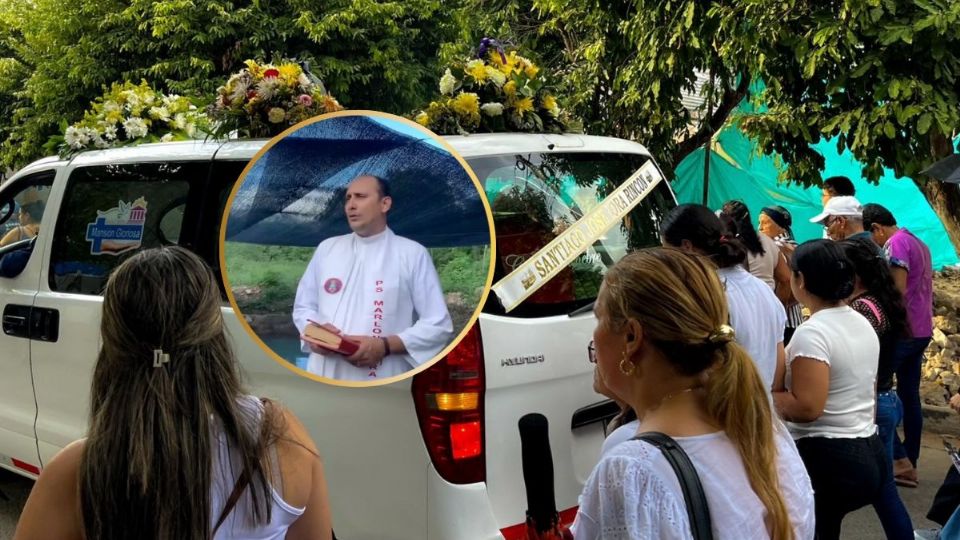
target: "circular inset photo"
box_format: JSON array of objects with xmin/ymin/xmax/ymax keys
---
[{"xmin": 221, "ymin": 111, "xmax": 495, "ymax": 386}]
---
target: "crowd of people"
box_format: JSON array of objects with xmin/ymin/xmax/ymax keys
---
[
  {"xmin": 573, "ymin": 176, "xmax": 947, "ymax": 539},
  {"xmin": 10, "ymin": 173, "xmax": 952, "ymax": 539}
]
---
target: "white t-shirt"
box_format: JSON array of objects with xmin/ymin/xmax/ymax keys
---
[
  {"xmin": 572, "ymin": 425, "xmax": 815, "ymax": 539},
  {"xmin": 717, "ymin": 266, "xmax": 786, "ymax": 390},
  {"xmin": 292, "ymin": 227, "xmax": 454, "ymax": 380},
  {"xmin": 746, "ymin": 234, "xmax": 781, "ymax": 290},
  {"xmin": 784, "ymin": 306, "xmax": 879, "ymax": 439}
]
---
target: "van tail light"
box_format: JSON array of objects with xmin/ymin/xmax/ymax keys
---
[{"xmin": 412, "ymin": 322, "xmax": 485, "ymax": 484}]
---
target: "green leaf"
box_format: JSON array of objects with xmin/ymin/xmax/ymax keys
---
[
  {"xmin": 918, "ymin": 113, "xmax": 932, "ymax": 135},
  {"xmin": 851, "ymin": 62, "xmax": 872, "ymax": 78},
  {"xmin": 683, "ymin": 2, "xmax": 695, "ymax": 30},
  {"xmin": 888, "ymin": 80, "xmax": 900, "ymax": 99},
  {"xmin": 883, "ymin": 122, "xmax": 895, "ymax": 138},
  {"xmin": 802, "ymin": 54, "xmax": 817, "ymax": 79}
]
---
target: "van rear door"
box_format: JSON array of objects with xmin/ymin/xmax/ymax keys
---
[{"xmin": 471, "ymin": 151, "xmax": 675, "ymax": 533}]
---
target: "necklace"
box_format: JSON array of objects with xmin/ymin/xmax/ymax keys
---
[{"xmin": 656, "ymin": 387, "xmax": 698, "ymax": 409}]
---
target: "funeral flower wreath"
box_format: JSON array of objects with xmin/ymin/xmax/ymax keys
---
[
  {"xmin": 413, "ymin": 39, "xmax": 573, "ymax": 135},
  {"xmin": 206, "ymin": 59, "xmax": 344, "ymax": 139},
  {"xmin": 49, "ymin": 80, "xmax": 206, "ymax": 157},
  {"xmin": 51, "ymin": 59, "xmax": 345, "ymax": 155}
]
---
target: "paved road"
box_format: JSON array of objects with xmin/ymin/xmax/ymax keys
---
[
  {"xmin": 0, "ymin": 467, "xmax": 31, "ymax": 539},
  {"xmin": 0, "ymin": 431, "xmax": 956, "ymax": 538},
  {"xmin": 843, "ymin": 430, "xmax": 953, "ymax": 539}
]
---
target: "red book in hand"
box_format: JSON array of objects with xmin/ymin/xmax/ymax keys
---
[{"xmin": 301, "ymin": 323, "xmax": 360, "ymax": 356}]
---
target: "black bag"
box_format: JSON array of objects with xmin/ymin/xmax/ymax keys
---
[{"xmin": 634, "ymin": 432, "xmax": 714, "ymax": 540}]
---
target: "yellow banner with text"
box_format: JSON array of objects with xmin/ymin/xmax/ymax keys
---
[{"xmin": 491, "ymin": 160, "xmax": 664, "ymax": 312}]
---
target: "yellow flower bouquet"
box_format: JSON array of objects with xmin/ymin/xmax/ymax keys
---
[
  {"xmin": 413, "ymin": 39, "xmax": 570, "ymax": 135},
  {"xmin": 207, "ymin": 59, "xmax": 344, "ymax": 138}
]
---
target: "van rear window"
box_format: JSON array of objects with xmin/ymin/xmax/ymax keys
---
[{"xmin": 467, "ymin": 153, "xmax": 675, "ymax": 318}]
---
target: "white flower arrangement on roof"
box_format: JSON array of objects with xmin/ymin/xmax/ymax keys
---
[{"xmin": 49, "ymin": 80, "xmax": 205, "ymax": 157}]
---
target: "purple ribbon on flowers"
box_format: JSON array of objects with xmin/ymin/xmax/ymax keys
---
[{"xmin": 478, "ymin": 37, "xmax": 507, "ymax": 64}]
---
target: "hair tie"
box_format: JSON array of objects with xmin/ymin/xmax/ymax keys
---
[
  {"xmin": 707, "ymin": 324, "xmax": 735, "ymax": 344},
  {"xmin": 153, "ymin": 348, "xmax": 170, "ymax": 368}
]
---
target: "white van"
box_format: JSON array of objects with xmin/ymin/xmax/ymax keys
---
[{"xmin": 0, "ymin": 133, "xmax": 675, "ymax": 539}]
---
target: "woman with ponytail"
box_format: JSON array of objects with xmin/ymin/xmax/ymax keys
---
[
  {"xmin": 661, "ymin": 204, "xmax": 787, "ymax": 393},
  {"xmin": 15, "ymin": 246, "xmax": 332, "ymax": 540},
  {"xmin": 720, "ymin": 200, "xmax": 788, "ymax": 291},
  {"xmin": 571, "ymin": 247, "xmax": 814, "ymax": 539},
  {"xmin": 773, "ymin": 240, "xmax": 890, "ymax": 539}
]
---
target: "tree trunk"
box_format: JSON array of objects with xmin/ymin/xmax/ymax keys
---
[
  {"xmin": 918, "ymin": 179, "xmax": 960, "ymax": 258},
  {"xmin": 917, "ymin": 131, "xmax": 960, "ymax": 258}
]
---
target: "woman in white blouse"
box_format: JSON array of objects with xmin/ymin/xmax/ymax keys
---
[
  {"xmin": 773, "ymin": 239, "xmax": 888, "ymax": 539},
  {"xmin": 572, "ymin": 247, "xmax": 814, "ymax": 540}
]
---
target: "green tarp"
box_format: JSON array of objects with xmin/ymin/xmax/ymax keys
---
[{"xmin": 672, "ymin": 126, "xmax": 959, "ymax": 269}]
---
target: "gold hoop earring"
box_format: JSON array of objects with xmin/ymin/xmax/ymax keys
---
[{"xmin": 619, "ymin": 351, "xmax": 635, "ymax": 376}]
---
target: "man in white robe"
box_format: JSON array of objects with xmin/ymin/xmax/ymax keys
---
[{"xmin": 293, "ymin": 174, "xmax": 454, "ymax": 380}]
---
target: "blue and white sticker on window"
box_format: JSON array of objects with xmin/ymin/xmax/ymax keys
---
[{"xmin": 85, "ymin": 198, "xmax": 148, "ymax": 255}]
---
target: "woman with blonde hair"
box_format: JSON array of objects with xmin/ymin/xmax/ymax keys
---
[
  {"xmin": 572, "ymin": 247, "xmax": 814, "ymax": 539},
  {"xmin": 15, "ymin": 246, "xmax": 332, "ymax": 540}
]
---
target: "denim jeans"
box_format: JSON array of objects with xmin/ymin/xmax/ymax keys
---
[
  {"xmin": 877, "ymin": 390, "xmax": 903, "ymax": 460},
  {"xmin": 893, "ymin": 336, "xmax": 932, "ymax": 466},
  {"xmin": 872, "ymin": 391, "xmax": 914, "ymax": 539}
]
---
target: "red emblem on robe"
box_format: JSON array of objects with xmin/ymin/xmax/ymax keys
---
[{"xmin": 324, "ymin": 278, "xmax": 343, "ymax": 294}]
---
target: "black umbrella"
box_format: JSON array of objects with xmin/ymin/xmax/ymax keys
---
[{"xmin": 921, "ymin": 154, "xmax": 960, "ymax": 184}]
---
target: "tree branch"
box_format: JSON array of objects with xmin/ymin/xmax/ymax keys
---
[{"xmin": 670, "ymin": 74, "xmax": 751, "ymax": 168}]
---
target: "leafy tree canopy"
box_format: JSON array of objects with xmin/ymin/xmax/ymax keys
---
[{"xmin": 0, "ymin": 0, "xmax": 454, "ymax": 168}]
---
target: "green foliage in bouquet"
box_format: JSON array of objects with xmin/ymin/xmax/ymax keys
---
[
  {"xmin": 46, "ymin": 80, "xmax": 205, "ymax": 157},
  {"xmin": 413, "ymin": 42, "xmax": 573, "ymax": 135},
  {"xmin": 206, "ymin": 59, "xmax": 344, "ymax": 139}
]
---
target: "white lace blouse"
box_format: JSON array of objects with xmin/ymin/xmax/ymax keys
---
[{"xmin": 571, "ymin": 426, "xmax": 815, "ymax": 539}]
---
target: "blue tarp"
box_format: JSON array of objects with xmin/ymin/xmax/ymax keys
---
[{"xmin": 225, "ymin": 116, "xmax": 489, "ymax": 248}]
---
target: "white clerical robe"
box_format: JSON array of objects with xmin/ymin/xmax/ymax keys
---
[{"xmin": 293, "ymin": 227, "xmax": 454, "ymax": 380}]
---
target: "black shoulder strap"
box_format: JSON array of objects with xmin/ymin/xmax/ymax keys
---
[{"xmin": 634, "ymin": 432, "xmax": 714, "ymax": 540}]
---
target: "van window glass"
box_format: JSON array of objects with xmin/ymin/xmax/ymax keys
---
[
  {"xmin": 49, "ymin": 162, "xmax": 208, "ymax": 295},
  {"xmin": 0, "ymin": 173, "xmax": 55, "ymax": 249},
  {"xmin": 467, "ymin": 153, "xmax": 675, "ymax": 318},
  {"xmin": 159, "ymin": 203, "xmax": 186, "ymax": 244}
]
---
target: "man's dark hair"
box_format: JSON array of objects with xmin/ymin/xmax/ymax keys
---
[
  {"xmin": 823, "ymin": 176, "xmax": 856, "ymax": 196},
  {"xmin": 862, "ymin": 203, "xmax": 897, "ymax": 230}
]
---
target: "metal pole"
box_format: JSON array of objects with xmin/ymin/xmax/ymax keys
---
[{"xmin": 702, "ymin": 67, "xmax": 714, "ymax": 206}]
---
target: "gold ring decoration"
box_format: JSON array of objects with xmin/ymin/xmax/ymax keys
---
[{"xmin": 707, "ymin": 324, "xmax": 736, "ymax": 344}]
